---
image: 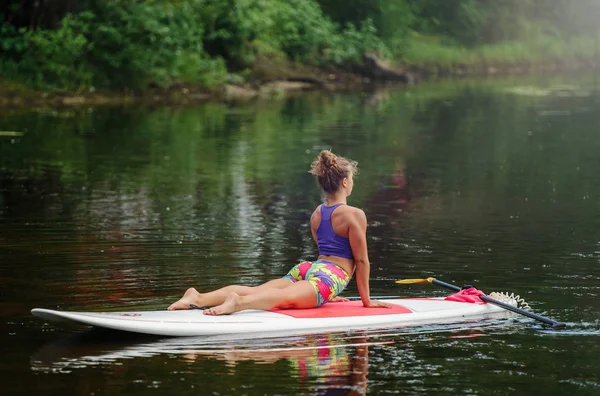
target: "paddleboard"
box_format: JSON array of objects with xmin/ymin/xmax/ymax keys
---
[{"xmin": 32, "ymin": 298, "xmax": 511, "ymax": 337}]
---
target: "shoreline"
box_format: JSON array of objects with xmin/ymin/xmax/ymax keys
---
[{"xmin": 1, "ymin": 57, "xmax": 597, "ymax": 110}]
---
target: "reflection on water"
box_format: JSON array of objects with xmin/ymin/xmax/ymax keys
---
[
  {"xmin": 30, "ymin": 323, "xmax": 514, "ymax": 394},
  {"xmin": 31, "ymin": 330, "xmax": 380, "ymax": 393},
  {"xmin": 2, "ymin": 75, "xmax": 600, "ymax": 394}
]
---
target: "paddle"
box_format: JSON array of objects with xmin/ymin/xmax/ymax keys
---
[{"xmin": 396, "ymin": 277, "xmax": 566, "ymax": 329}]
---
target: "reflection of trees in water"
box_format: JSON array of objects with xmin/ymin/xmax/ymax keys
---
[
  {"xmin": 0, "ymin": 165, "xmax": 66, "ymax": 221},
  {"xmin": 4, "ymin": 86, "xmax": 599, "ymax": 303},
  {"xmin": 3, "ymin": 96, "xmax": 411, "ymax": 300},
  {"xmin": 361, "ymin": 159, "xmax": 417, "ymax": 274},
  {"xmin": 395, "ymin": 87, "xmax": 600, "ymax": 285}
]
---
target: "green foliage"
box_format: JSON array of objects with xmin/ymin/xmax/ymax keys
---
[
  {"xmin": 318, "ymin": 0, "xmax": 413, "ymax": 54},
  {"xmin": 325, "ymin": 20, "xmax": 390, "ymax": 66},
  {"xmin": 266, "ymin": 0, "xmax": 337, "ymax": 62},
  {"xmin": 409, "ymin": 0, "xmax": 485, "ymax": 46},
  {"xmin": 1, "ymin": 0, "xmax": 386, "ymax": 89},
  {"xmin": 2, "ymin": 0, "xmax": 600, "ymax": 91},
  {"xmin": 1, "ymin": 15, "xmax": 92, "ymax": 90},
  {"xmin": 402, "ymin": 32, "xmax": 600, "ymax": 68},
  {"xmin": 0, "ymin": 23, "xmax": 28, "ymax": 54},
  {"xmin": 79, "ymin": 0, "xmax": 226, "ymax": 89},
  {"xmin": 1, "ymin": 0, "xmax": 227, "ymax": 90},
  {"xmin": 196, "ymin": 0, "xmax": 281, "ymax": 66},
  {"xmin": 407, "ymin": 0, "xmax": 600, "ymax": 47},
  {"xmin": 195, "ymin": 0, "xmax": 382, "ymax": 67}
]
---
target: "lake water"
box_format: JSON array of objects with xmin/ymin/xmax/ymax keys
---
[{"xmin": 1, "ymin": 76, "xmax": 599, "ymax": 395}]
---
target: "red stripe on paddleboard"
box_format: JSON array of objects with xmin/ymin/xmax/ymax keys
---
[{"xmin": 272, "ymin": 301, "xmax": 412, "ymax": 318}]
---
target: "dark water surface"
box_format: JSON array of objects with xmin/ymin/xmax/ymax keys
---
[{"xmin": 1, "ymin": 77, "xmax": 599, "ymax": 395}]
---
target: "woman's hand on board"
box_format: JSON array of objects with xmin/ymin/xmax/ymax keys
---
[
  {"xmin": 363, "ymin": 299, "xmax": 392, "ymax": 308},
  {"xmin": 331, "ymin": 296, "xmax": 350, "ymax": 303}
]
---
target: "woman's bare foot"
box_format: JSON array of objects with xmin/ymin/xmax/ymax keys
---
[
  {"xmin": 204, "ymin": 292, "xmax": 241, "ymax": 316},
  {"xmin": 168, "ymin": 287, "xmax": 201, "ymax": 310}
]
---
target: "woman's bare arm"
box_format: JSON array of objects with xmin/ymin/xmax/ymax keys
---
[
  {"xmin": 348, "ymin": 209, "xmax": 391, "ymax": 308},
  {"xmin": 310, "ymin": 207, "xmax": 320, "ymax": 243}
]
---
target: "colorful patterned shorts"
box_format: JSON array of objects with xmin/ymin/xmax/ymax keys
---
[{"xmin": 283, "ymin": 260, "xmax": 351, "ymax": 307}]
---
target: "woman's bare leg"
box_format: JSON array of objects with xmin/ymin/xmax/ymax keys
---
[
  {"xmin": 204, "ymin": 280, "xmax": 317, "ymax": 315},
  {"xmin": 168, "ymin": 278, "xmax": 292, "ymax": 310}
]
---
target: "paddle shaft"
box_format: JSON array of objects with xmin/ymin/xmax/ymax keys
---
[
  {"xmin": 430, "ymin": 279, "xmax": 461, "ymax": 292},
  {"xmin": 430, "ymin": 279, "xmax": 566, "ymax": 329}
]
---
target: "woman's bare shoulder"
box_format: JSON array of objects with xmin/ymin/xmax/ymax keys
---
[
  {"xmin": 311, "ymin": 204, "xmax": 322, "ymax": 216},
  {"xmin": 343, "ymin": 204, "xmax": 365, "ymax": 213},
  {"xmin": 310, "ymin": 205, "xmax": 322, "ymax": 224},
  {"xmin": 340, "ymin": 205, "xmax": 366, "ymax": 221}
]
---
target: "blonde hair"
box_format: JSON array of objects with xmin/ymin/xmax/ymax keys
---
[{"xmin": 308, "ymin": 150, "xmax": 358, "ymax": 193}]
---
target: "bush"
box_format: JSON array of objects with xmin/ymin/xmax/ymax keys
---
[
  {"xmin": 0, "ymin": 0, "xmax": 227, "ymax": 90},
  {"xmin": 195, "ymin": 0, "xmax": 337, "ymax": 66},
  {"xmin": 195, "ymin": 0, "xmax": 387, "ymax": 68},
  {"xmin": 1, "ymin": 16, "xmax": 92, "ymax": 90},
  {"xmin": 0, "ymin": 0, "xmax": 389, "ymax": 90},
  {"xmin": 81, "ymin": 0, "xmax": 225, "ymax": 89},
  {"xmin": 325, "ymin": 19, "xmax": 389, "ymax": 66},
  {"xmin": 267, "ymin": 0, "xmax": 337, "ymax": 62}
]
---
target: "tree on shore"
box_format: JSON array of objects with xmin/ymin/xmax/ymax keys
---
[{"xmin": 1, "ymin": 0, "xmax": 599, "ymax": 91}]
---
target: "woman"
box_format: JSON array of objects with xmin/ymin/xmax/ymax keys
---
[{"xmin": 168, "ymin": 150, "xmax": 391, "ymax": 315}]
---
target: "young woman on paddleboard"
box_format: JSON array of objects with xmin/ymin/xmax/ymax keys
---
[{"xmin": 168, "ymin": 150, "xmax": 391, "ymax": 315}]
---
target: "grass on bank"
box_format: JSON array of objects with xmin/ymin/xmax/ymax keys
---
[{"xmin": 401, "ymin": 33, "xmax": 600, "ymax": 69}]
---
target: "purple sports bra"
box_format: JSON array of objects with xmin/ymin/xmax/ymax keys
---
[{"xmin": 316, "ymin": 203, "xmax": 354, "ymax": 260}]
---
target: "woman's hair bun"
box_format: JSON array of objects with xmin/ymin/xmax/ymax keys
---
[
  {"xmin": 309, "ymin": 150, "xmax": 358, "ymax": 193},
  {"xmin": 319, "ymin": 150, "xmax": 337, "ymax": 170}
]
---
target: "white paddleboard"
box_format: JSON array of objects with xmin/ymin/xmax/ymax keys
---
[{"xmin": 32, "ymin": 298, "xmax": 511, "ymax": 337}]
